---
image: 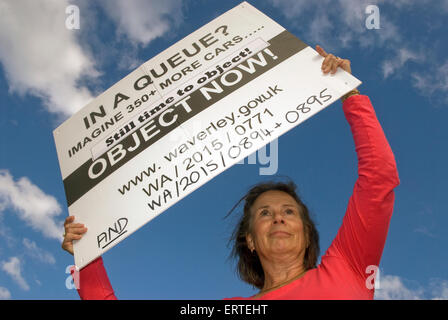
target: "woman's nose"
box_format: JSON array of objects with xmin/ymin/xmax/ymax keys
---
[{"xmin": 272, "ymin": 211, "xmax": 285, "ymax": 224}]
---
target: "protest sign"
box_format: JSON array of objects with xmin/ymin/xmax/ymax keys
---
[{"xmin": 53, "ymin": 1, "xmax": 361, "ymax": 270}]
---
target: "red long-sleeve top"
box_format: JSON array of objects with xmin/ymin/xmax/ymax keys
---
[{"xmin": 72, "ymin": 94, "xmax": 400, "ymax": 300}]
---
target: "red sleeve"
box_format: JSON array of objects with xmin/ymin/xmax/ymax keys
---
[
  {"xmin": 71, "ymin": 256, "xmax": 117, "ymax": 300},
  {"xmin": 324, "ymin": 94, "xmax": 400, "ymax": 280}
]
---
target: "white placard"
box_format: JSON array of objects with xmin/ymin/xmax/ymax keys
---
[{"xmin": 53, "ymin": 1, "xmax": 361, "ymax": 270}]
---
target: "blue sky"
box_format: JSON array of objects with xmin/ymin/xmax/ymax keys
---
[{"xmin": 0, "ymin": 0, "xmax": 447, "ymax": 300}]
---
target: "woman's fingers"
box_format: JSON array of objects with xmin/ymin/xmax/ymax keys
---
[
  {"xmin": 331, "ymin": 57, "xmax": 340, "ymax": 74},
  {"xmin": 322, "ymin": 54, "xmax": 348, "ymax": 74},
  {"xmin": 315, "ymin": 45, "xmax": 327, "ymax": 57},
  {"xmin": 66, "ymin": 223, "xmax": 86, "ymax": 230},
  {"xmin": 316, "ymin": 45, "xmax": 352, "ymax": 75},
  {"xmin": 64, "ymin": 232, "xmax": 84, "ymax": 242},
  {"xmin": 61, "ymin": 237, "xmax": 74, "ymax": 255},
  {"xmin": 339, "ymin": 58, "xmax": 351, "ymax": 74},
  {"xmin": 66, "ymin": 226, "xmax": 88, "ymax": 235},
  {"xmin": 62, "ymin": 230, "xmax": 87, "ymax": 255},
  {"xmin": 322, "ymin": 54, "xmax": 337, "ymax": 73},
  {"xmin": 62, "ymin": 215, "xmax": 87, "ymax": 255},
  {"xmin": 64, "ymin": 215, "xmax": 75, "ymax": 226},
  {"xmin": 64, "ymin": 216, "xmax": 86, "ymax": 234},
  {"xmin": 64, "ymin": 224, "xmax": 87, "ymax": 237}
]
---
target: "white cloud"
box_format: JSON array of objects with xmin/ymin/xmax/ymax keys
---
[
  {"xmin": 0, "ymin": 170, "xmax": 63, "ymax": 241},
  {"xmin": 1, "ymin": 257, "xmax": 29, "ymax": 291},
  {"xmin": 269, "ymin": 0, "xmax": 312, "ymax": 20},
  {"xmin": 0, "ymin": 286, "xmax": 11, "ymax": 300},
  {"xmin": 431, "ymin": 280, "xmax": 448, "ymax": 300},
  {"xmin": 268, "ymin": 0, "xmax": 401, "ymax": 48},
  {"xmin": 414, "ymin": 225, "xmax": 438, "ymax": 239},
  {"xmin": 98, "ymin": 0, "xmax": 183, "ymax": 46},
  {"xmin": 0, "ymin": 214, "xmax": 16, "ymax": 248},
  {"xmin": 374, "ymin": 274, "xmax": 424, "ymax": 299},
  {"xmin": 308, "ymin": 12, "xmax": 332, "ymax": 46},
  {"xmin": 266, "ymin": 0, "xmax": 446, "ymax": 62},
  {"xmin": 268, "ymin": 0, "xmax": 448, "ymax": 103},
  {"xmin": 374, "ymin": 274, "xmax": 448, "ymax": 300},
  {"xmin": 429, "ymin": 279, "xmax": 448, "ymax": 300},
  {"xmin": 382, "ymin": 48, "xmax": 423, "ymax": 78},
  {"xmin": 0, "ymin": 0, "xmax": 98, "ymax": 117},
  {"xmin": 0, "ymin": 0, "xmax": 187, "ymax": 117},
  {"xmin": 23, "ymin": 238, "xmax": 56, "ymax": 265},
  {"xmin": 412, "ymin": 61, "xmax": 448, "ymax": 95}
]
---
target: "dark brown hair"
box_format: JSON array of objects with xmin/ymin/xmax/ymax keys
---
[{"xmin": 226, "ymin": 180, "xmax": 320, "ymax": 289}]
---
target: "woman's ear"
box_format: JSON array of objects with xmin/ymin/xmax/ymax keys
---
[{"xmin": 246, "ymin": 233, "xmax": 255, "ymax": 252}]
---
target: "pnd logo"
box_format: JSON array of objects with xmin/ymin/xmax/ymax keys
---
[{"xmin": 97, "ymin": 217, "xmax": 128, "ymax": 249}]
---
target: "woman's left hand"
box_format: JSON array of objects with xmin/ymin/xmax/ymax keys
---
[{"xmin": 316, "ymin": 45, "xmax": 352, "ymax": 75}]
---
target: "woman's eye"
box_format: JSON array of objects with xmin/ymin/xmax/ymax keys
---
[
  {"xmin": 285, "ymin": 209, "xmax": 295, "ymax": 215},
  {"xmin": 260, "ymin": 209, "xmax": 270, "ymax": 216}
]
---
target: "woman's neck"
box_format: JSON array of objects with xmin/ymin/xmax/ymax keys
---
[{"xmin": 258, "ymin": 257, "xmax": 307, "ymax": 296}]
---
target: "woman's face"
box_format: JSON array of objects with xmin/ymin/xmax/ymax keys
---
[{"xmin": 246, "ymin": 190, "xmax": 308, "ymax": 260}]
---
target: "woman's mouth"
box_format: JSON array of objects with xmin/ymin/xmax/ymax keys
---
[{"xmin": 270, "ymin": 231, "xmax": 291, "ymax": 237}]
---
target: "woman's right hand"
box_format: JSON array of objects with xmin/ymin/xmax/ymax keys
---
[
  {"xmin": 315, "ymin": 45, "xmax": 352, "ymax": 75},
  {"xmin": 62, "ymin": 216, "xmax": 88, "ymax": 256}
]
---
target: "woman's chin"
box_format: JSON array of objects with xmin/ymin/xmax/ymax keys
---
[{"xmin": 268, "ymin": 242, "xmax": 295, "ymax": 254}]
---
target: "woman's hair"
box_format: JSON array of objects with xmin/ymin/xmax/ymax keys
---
[{"xmin": 226, "ymin": 180, "xmax": 320, "ymax": 289}]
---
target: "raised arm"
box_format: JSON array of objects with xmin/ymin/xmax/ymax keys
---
[
  {"xmin": 63, "ymin": 216, "xmax": 117, "ymax": 300},
  {"xmin": 326, "ymin": 93, "xmax": 400, "ymax": 279},
  {"xmin": 316, "ymin": 45, "xmax": 400, "ymax": 281}
]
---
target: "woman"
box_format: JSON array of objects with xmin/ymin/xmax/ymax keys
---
[{"xmin": 62, "ymin": 45, "xmax": 400, "ymax": 300}]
